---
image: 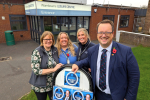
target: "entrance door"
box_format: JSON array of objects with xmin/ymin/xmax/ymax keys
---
[
  {"xmin": 60, "ymin": 17, "xmax": 77, "ymax": 42},
  {"xmin": 30, "ymin": 16, "xmax": 90, "ymax": 44},
  {"xmin": 43, "ymin": 16, "xmax": 87, "ymax": 42},
  {"xmin": 44, "ymin": 16, "xmax": 76, "ymax": 42}
]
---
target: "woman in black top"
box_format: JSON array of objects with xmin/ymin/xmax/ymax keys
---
[{"xmin": 76, "ymin": 28, "xmax": 95, "ymax": 72}]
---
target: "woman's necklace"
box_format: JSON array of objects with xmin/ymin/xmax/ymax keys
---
[{"xmin": 62, "ymin": 49, "xmax": 70, "ymax": 64}]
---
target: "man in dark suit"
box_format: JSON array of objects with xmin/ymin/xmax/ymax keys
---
[
  {"xmin": 63, "ymin": 90, "xmax": 72, "ymax": 100},
  {"xmin": 72, "ymin": 19, "xmax": 140, "ymax": 100}
]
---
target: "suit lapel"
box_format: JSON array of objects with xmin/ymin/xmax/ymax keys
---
[
  {"xmin": 91, "ymin": 44, "xmax": 99, "ymax": 85},
  {"xmin": 109, "ymin": 41, "xmax": 117, "ymax": 80},
  {"xmin": 93, "ymin": 45, "xmax": 99, "ymax": 74}
]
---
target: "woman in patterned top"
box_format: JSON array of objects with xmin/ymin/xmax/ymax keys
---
[
  {"xmin": 55, "ymin": 32, "xmax": 78, "ymax": 64},
  {"xmin": 29, "ymin": 31, "xmax": 63, "ymax": 100}
]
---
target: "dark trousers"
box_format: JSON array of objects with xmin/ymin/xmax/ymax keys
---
[
  {"xmin": 34, "ymin": 90, "xmax": 52, "ymax": 100},
  {"xmin": 95, "ymin": 86, "xmax": 112, "ymax": 100}
]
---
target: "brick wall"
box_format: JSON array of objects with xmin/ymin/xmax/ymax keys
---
[
  {"xmin": 0, "ymin": 4, "xmax": 135, "ymax": 43},
  {"xmin": 119, "ymin": 31, "xmax": 150, "ymax": 47},
  {"xmin": 89, "ymin": 7, "xmax": 135, "ymax": 41},
  {"xmin": 143, "ymin": 0, "xmax": 150, "ymax": 34},
  {"xmin": 0, "ymin": 4, "xmax": 31, "ymax": 43}
]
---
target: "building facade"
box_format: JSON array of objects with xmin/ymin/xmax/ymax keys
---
[
  {"xmin": 0, "ymin": 0, "xmax": 32, "ymax": 43},
  {"xmin": 46, "ymin": 0, "xmax": 87, "ymax": 4},
  {"xmin": 133, "ymin": 9, "xmax": 147, "ymax": 32},
  {"xmin": 25, "ymin": 1, "xmax": 91, "ymax": 43},
  {"xmin": 143, "ymin": 0, "xmax": 150, "ymax": 34},
  {"xmin": 0, "ymin": 0, "xmax": 136, "ymax": 44},
  {"xmin": 89, "ymin": 6, "xmax": 135, "ymax": 40}
]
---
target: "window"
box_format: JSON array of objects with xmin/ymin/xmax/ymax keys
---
[
  {"xmin": 53, "ymin": 16, "xmax": 61, "ymax": 32},
  {"xmin": 84, "ymin": 17, "xmax": 89, "ymax": 29},
  {"xmin": 103, "ymin": 15, "xmax": 115, "ymax": 22},
  {"xmin": 77, "ymin": 17, "xmax": 83, "ymax": 29},
  {"xmin": 35, "ymin": 16, "xmax": 38, "ymax": 31},
  {"xmin": 120, "ymin": 15, "xmax": 130, "ymax": 27},
  {"xmin": 38, "ymin": 16, "xmax": 41, "ymax": 32},
  {"xmin": 44, "ymin": 16, "xmax": 52, "ymax": 31},
  {"xmin": 32, "ymin": 16, "xmax": 35, "ymax": 30},
  {"xmin": 9, "ymin": 15, "xmax": 27, "ymax": 31},
  {"xmin": 61, "ymin": 17, "xmax": 69, "ymax": 31},
  {"xmin": 137, "ymin": 18, "xmax": 141, "ymax": 23},
  {"xmin": 69, "ymin": 17, "xmax": 76, "ymax": 30}
]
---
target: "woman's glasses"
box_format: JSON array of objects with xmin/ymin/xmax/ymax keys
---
[{"xmin": 43, "ymin": 39, "xmax": 52, "ymax": 41}]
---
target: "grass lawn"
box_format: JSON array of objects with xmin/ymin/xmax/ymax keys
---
[
  {"xmin": 20, "ymin": 46, "xmax": 150, "ymax": 100},
  {"xmin": 132, "ymin": 46, "xmax": 150, "ymax": 100},
  {"xmin": 20, "ymin": 90, "xmax": 50, "ymax": 100}
]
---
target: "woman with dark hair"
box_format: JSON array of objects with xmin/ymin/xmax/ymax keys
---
[{"xmin": 29, "ymin": 31, "xmax": 63, "ymax": 100}]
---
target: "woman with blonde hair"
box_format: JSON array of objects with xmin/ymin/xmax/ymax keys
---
[
  {"xmin": 76, "ymin": 28, "xmax": 95, "ymax": 72},
  {"xmin": 55, "ymin": 32, "xmax": 78, "ymax": 64},
  {"xmin": 29, "ymin": 31, "xmax": 63, "ymax": 100}
]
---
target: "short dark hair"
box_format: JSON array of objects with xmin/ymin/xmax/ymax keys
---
[
  {"xmin": 66, "ymin": 90, "xmax": 70, "ymax": 94},
  {"xmin": 96, "ymin": 19, "xmax": 114, "ymax": 33}
]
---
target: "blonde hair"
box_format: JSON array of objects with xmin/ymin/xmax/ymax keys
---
[
  {"xmin": 40, "ymin": 31, "xmax": 55, "ymax": 46},
  {"xmin": 55, "ymin": 32, "xmax": 76, "ymax": 56},
  {"xmin": 77, "ymin": 28, "xmax": 91, "ymax": 41}
]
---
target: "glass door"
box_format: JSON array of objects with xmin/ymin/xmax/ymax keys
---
[
  {"xmin": 61, "ymin": 17, "xmax": 69, "ymax": 31},
  {"xmin": 69, "ymin": 17, "xmax": 77, "ymax": 42}
]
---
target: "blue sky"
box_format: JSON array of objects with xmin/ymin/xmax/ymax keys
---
[{"xmin": 87, "ymin": 0, "xmax": 149, "ymax": 7}]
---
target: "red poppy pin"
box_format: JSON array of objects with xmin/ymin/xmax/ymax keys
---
[
  {"xmin": 112, "ymin": 47, "xmax": 117, "ymax": 56},
  {"xmin": 66, "ymin": 53, "xmax": 69, "ymax": 57}
]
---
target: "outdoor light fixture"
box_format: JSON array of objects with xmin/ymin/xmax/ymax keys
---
[{"xmin": 94, "ymin": 9, "xmax": 97, "ymax": 13}]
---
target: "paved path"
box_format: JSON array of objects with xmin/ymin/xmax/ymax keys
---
[
  {"xmin": 0, "ymin": 40, "xmax": 39, "ymax": 100},
  {"xmin": 0, "ymin": 40, "xmax": 136, "ymax": 100}
]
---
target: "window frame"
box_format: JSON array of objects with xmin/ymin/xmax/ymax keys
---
[
  {"xmin": 9, "ymin": 15, "xmax": 28, "ymax": 31},
  {"xmin": 119, "ymin": 15, "xmax": 130, "ymax": 28},
  {"xmin": 103, "ymin": 15, "xmax": 115, "ymax": 22},
  {"xmin": 137, "ymin": 18, "xmax": 141, "ymax": 23}
]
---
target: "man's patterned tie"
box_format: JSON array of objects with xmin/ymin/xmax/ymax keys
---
[{"xmin": 99, "ymin": 49, "xmax": 107, "ymax": 90}]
